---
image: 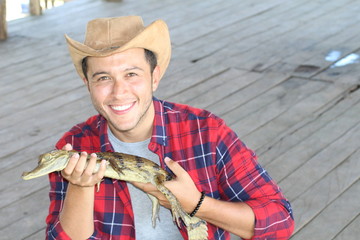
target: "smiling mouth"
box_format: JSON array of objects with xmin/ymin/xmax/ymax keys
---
[{"xmin": 110, "ymin": 102, "xmax": 135, "ymax": 113}]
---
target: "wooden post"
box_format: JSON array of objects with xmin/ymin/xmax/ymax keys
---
[
  {"xmin": 0, "ymin": 0, "xmax": 6, "ymax": 40},
  {"xmin": 30, "ymin": 0, "xmax": 42, "ymax": 16}
]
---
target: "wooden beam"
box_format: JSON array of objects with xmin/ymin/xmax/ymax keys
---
[
  {"xmin": 0, "ymin": 0, "xmax": 6, "ymax": 40},
  {"xmin": 30, "ymin": 0, "xmax": 42, "ymax": 16}
]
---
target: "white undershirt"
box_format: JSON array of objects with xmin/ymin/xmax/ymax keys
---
[{"xmin": 108, "ymin": 128, "xmax": 183, "ymax": 239}]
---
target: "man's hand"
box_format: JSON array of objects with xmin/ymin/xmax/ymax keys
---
[
  {"xmin": 132, "ymin": 157, "xmax": 202, "ymax": 213},
  {"xmin": 61, "ymin": 143, "xmax": 107, "ymax": 188}
]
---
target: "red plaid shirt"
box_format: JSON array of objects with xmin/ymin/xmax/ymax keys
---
[{"xmin": 46, "ymin": 98, "xmax": 294, "ymax": 240}]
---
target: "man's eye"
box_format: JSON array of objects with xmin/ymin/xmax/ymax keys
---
[
  {"xmin": 98, "ymin": 76, "xmax": 110, "ymax": 81},
  {"xmin": 127, "ymin": 72, "xmax": 137, "ymax": 77}
]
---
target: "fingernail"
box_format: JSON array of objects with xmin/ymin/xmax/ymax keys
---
[{"xmin": 101, "ymin": 159, "xmax": 108, "ymax": 165}]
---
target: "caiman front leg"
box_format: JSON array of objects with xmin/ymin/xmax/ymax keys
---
[
  {"xmin": 152, "ymin": 175, "xmax": 208, "ymax": 240},
  {"xmin": 146, "ymin": 193, "xmax": 160, "ymax": 228}
]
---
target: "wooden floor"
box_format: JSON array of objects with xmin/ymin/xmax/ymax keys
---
[{"xmin": 1, "ymin": 0, "xmax": 360, "ymax": 239}]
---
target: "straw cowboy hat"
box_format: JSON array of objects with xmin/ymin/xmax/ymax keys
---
[{"xmin": 65, "ymin": 16, "xmax": 171, "ymax": 80}]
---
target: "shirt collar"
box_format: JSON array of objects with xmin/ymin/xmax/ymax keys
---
[
  {"xmin": 97, "ymin": 115, "xmax": 114, "ymax": 152},
  {"xmin": 151, "ymin": 97, "xmax": 168, "ymax": 146}
]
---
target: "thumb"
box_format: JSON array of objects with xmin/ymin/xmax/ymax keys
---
[{"xmin": 165, "ymin": 157, "xmax": 186, "ymax": 177}]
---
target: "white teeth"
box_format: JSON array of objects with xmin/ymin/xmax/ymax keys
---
[{"xmin": 111, "ymin": 103, "xmax": 133, "ymax": 111}]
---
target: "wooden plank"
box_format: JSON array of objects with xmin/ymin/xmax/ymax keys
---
[
  {"xmin": 262, "ymin": 88, "xmax": 360, "ymax": 177},
  {"xmin": 157, "ymin": 55, "xmax": 229, "ymax": 100},
  {"xmin": 0, "ymin": 91, "xmax": 95, "ymax": 160},
  {"xmin": 268, "ymin": 28, "xmax": 360, "ymax": 80},
  {"xmin": 224, "ymin": 78, "xmax": 328, "ymax": 136},
  {"xmin": 170, "ymin": 0, "xmax": 284, "ymax": 46},
  {"xmin": 0, "ymin": 74, "xmax": 85, "ymax": 130},
  {"xmin": 205, "ymin": 72, "xmax": 290, "ymax": 117},
  {"xmin": 180, "ymin": 69, "xmax": 261, "ymax": 109},
  {"xmin": 0, "ymin": 63, "xmax": 75, "ymax": 99},
  {"xmin": 0, "ymin": 167, "xmax": 48, "ymax": 210},
  {"xmin": 291, "ymin": 180, "xmax": 360, "ymax": 239},
  {"xmin": 0, "ymin": 49, "xmax": 73, "ymax": 94},
  {"xmin": 256, "ymin": 83, "xmax": 359, "ymax": 159},
  {"xmin": 271, "ymin": 0, "xmax": 360, "ymax": 73},
  {"xmin": 169, "ymin": 1, "xmax": 306, "ymax": 80},
  {"xmin": 0, "ymin": 187, "xmax": 48, "ymax": 239},
  {"xmin": 0, "ymin": 71, "xmax": 81, "ymax": 117},
  {"xmin": 289, "ymin": 148, "xmax": 360, "ymax": 236},
  {"xmin": 175, "ymin": 0, "xmax": 314, "ymax": 64},
  {"xmin": 262, "ymin": 94, "xmax": 360, "ymax": 181},
  {"xmin": 333, "ymin": 214, "xmax": 360, "ymax": 240},
  {"xmin": 281, "ymin": 122, "xmax": 360, "ymax": 202},
  {"xmin": 242, "ymin": 83, "xmax": 348, "ymax": 152},
  {"xmin": 24, "ymin": 227, "xmax": 46, "ymax": 240},
  {"xmin": 215, "ymin": 0, "xmax": 358, "ymax": 73},
  {"xmin": 168, "ymin": 68, "xmax": 251, "ymax": 105},
  {"xmin": 0, "ymin": 0, "xmax": 6, "ymax": 40},
  {"xmin": 0, "ymin": 37, "xmax": 66, "ymax": 69},
  {"xmin": 314, "ymin": 48, "xmax": 360, "ymax": 87}
]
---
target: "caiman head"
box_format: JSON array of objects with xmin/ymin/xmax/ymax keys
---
[{"xmin": 22, "ymin": 150, "xmax": 74, "ymax": 180}]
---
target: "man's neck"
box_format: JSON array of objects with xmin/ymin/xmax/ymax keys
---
[{"xmin": 108, "ymin": 104, "xmax": 155, "ymax": 143}]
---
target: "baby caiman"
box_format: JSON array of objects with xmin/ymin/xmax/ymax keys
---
[{"xmin": 22, "ymin": 150, "xmax": 208, "ymax": 240}]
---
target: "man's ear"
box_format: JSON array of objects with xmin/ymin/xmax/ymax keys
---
[{"xmin": 152, "ymin": 65, "xmax": 161, "ymax": 92}]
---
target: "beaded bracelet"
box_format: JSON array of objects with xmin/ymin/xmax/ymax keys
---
[{"xmin": 189, "ymin": 191, "xmax": 206, "ymax": 217}]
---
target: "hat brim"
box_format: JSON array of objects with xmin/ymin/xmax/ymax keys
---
[{"xmin": 65, "ymin": 19, "xmax": 171, "ymax": 80}]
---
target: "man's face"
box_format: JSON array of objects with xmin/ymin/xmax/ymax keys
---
[{"xmin": 85, "ymin": 48, "xmax": 160, "ymax": 142}]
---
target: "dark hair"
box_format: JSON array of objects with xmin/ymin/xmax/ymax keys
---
[
  {"xmin": 144, "ymin": 49, "xmax": 157, "ymax": 74},
  {"xmin": 81, "ymin": 49, "xmax": 157, "ymax": 80},
  {"xmin": 81, "ymin": 57, "xmax": 88, "ymax": 80}
]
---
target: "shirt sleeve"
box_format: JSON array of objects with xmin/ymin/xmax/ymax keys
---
[
  {"xmin": 45, "ymin": 172, "xmax": 103, "ymax": 240},
  {"xmin": 215, "ymin": 121, "xmax": 294, "ymax": 239}
]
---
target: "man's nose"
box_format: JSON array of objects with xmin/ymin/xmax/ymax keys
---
[{"xmin": 112, "ymin": 79, "xmax": 129, "ymax": 96}]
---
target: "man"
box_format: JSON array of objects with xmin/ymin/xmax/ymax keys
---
[{"xmin": 46, "ymin": 16, "xmax": 294, "ymax": 240}]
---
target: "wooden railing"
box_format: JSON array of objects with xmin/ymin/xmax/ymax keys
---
[
  {"xmin": 0, "ymin": 0, "xmax": 43, "ymax": 40},
  {"xmin": 0, "ymin": 0, "xmax": 121, "ymax": 40},
  {"xmin": 0, "ymin": 0, "xmax": 6, "ymax": 40}
]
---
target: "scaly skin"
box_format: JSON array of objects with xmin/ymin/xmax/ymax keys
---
[{"xmin": 22, "ymin": 150, "xmax": 208, "ymax": 240}]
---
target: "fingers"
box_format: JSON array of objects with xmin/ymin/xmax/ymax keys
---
[
  {"xmin": 164, "ymin": 157, "xmax": 202, "ymax": 212},
  {"xmin": 62, "ymin": 152, "xmax": 80, "ymax": 177},
  {"xmin": 61, "ymin": 151, "xmax": 106, "ymax": 188},
  {"xmin": 73, "ymin": 152, "xmax": 88, "ymax": 178},
  {"xmin": 83, "ymin": 153, "xmax": 97, "ymax": 176},
  {"xmin": 97, "ymin": 159, "xmax": 107, "ymax": 179},
  {"xmin": 62, "ymin": 143, "xmax": 73, "ymax": 151}
]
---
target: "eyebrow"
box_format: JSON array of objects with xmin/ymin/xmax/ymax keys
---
[
  {"xmin": 92, "ymin": 71, "xmax": 109, "ymax": 78},
  {"xmin": 91, "ymin": 67, "xmax": 144, "ymax": 79},
  {"xmin": 125, "ymin": 66, "xmax": 144, "ymax": 72}
]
